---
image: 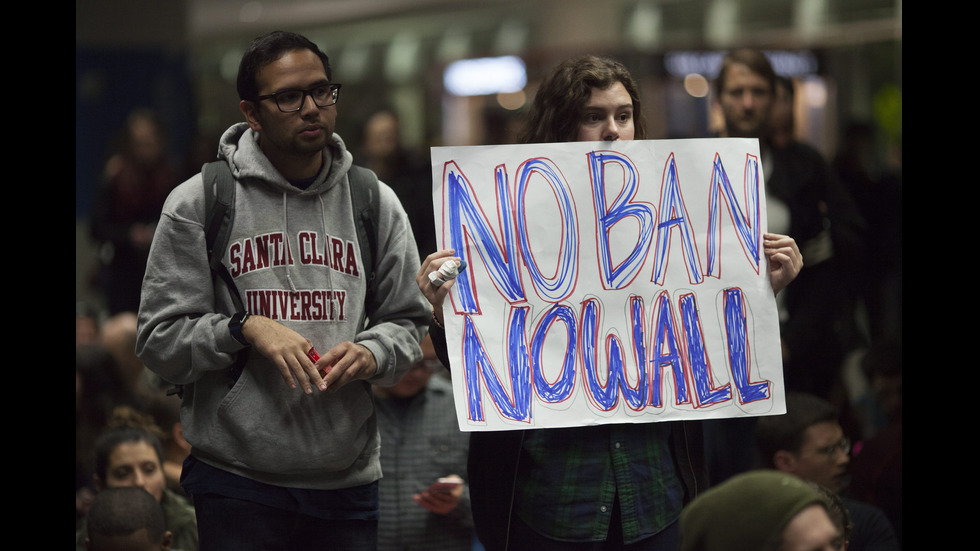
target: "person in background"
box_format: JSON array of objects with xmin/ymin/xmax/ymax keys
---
[
  {"xmin": 808, "ymin": 482, "xmax": 854, "ymax": 551},
  {"xmin": 77, "ymin": 343, "xmax": 147, "ymax": 525},
  {"xmin": 101, "ymin": 312, "xmax": 164, "ymax": 397},
  {"xmin": 754, "ymin": 392, "xmax": 899, "ymax": 551},
  {"xmin": 91, "ymin": 108, "xmax": 178, "ymax": 315},
  {"xmin": 76, "ymin": 407, "xmax": 198, "ymax": 551},
  {"xmin": 832, "ymin": 120, "xmax": 902, "ymax": 349},
  {"xmin": 77, "ymin": 301, "xmax": 103, "ymax": 348},
  {"xmin": 359, "ymin": 108, "xmax": 436, "ymax": 259},
  {"xmin": 769, "ymin": 75, "xmax": 796, "ymax": 148},
  {"xmin": 85, "ymin": 487, "xmax": 173, "ymax": 551},
  {"xmin": 847, "ymin": 340, "xmax": 902, "ymax": 547},
  {"xmin": 145, "ymin": 394, "xmax": 192, "ymax": 497},
  {"xmin": 373, "ymin": 334, "xmax": 474, "ymax": 551},
  {"xmin": 715, "ymin": 47, "xmax": 866, "ymax": 399},
  {"xmin": 703, "ymin": 47, "xmax": 863, "ymax": 487},
  {"xmin": 418, "ymin": 53, "xmax": 802, "ymax": 551},
  {"xmin": 135, "ymin": 30, "xmax": 428, "ymax": 550},
  {"xmin": 679, "ymin": 470, "xmax": 840, "ymax": 551}
]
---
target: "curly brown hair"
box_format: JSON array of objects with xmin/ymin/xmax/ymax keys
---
[{"xmin": 518, "ymin": 55, "xmax": 646, "ymax": 144}]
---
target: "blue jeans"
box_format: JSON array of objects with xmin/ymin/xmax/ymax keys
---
[{"xmin": 194, "ymin": 492, "xmax": 379, "ymax": 551}]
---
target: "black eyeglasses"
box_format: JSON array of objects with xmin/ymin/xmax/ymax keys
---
[
  {"xmin": 255, "ymin": 83, "xmax": 342, "ymax": 112},
  {"xmin": 816, "ymin": 437, "xmax": 851, "ymax": 459}
]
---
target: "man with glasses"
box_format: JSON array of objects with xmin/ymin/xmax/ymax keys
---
[
  {"xmin": 136, "ymin": 30, "xmax": 429, "ymax": 549},
  {"xmin": 754, "ymin": 392, "xmax": 899, "ymax": 551}
]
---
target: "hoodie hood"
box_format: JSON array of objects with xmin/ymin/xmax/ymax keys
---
[
  {"xmin": 215, "ymin": 122, "xmax": 356, "ymax": 294},
  {"xmin": 137, "ymin": 119, "xmax": 428, "ymax": 490},
  {"xmin": 217, "ymin": 122, "xmax": 353, "ymax": 196}
]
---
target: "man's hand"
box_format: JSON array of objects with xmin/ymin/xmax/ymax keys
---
[
  {"xmin": 316, "ymin": 341, "xmax": 377, "ymax": 392},
  {"xmin": 765, "ymin": 233, "xmax": 803, "ymax": 296},
  {"xmin": 242, "ymin": 315, "xmax": 326, "ymax": 393},
  {"xmin": 414, "ymin": 475, "xmax": 464, "ymax": 515}
]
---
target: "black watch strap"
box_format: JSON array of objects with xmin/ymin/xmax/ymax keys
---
[{"xmin": 229, "ymin": 311, "xmax": 250, "ymax": 345}]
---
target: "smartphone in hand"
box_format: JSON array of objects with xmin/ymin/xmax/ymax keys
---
[{"xmin": 429, "ymin": 475, "xmax": 464, "ymax": 494}]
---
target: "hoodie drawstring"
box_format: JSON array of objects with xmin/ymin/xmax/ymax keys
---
[
  {"xmin": 280, "ymin": 184, "xmax": 338, "ymax": 296},
  {"xmin": 317, "ymin": 193, "xmax": 335, "ymax": 295},
  {"xmin": 282, "ymin": 193, "xmax": 299, "ymax": 293}
]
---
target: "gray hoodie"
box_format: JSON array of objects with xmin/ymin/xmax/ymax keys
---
[{"xmin": 136, "ymin": 123, "xmax": 429, "ymax": 490}]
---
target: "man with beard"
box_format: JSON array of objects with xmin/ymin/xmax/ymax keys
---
[{"xmin": 136, "ymin": 30, "xmax": 428, "ymax": 549}]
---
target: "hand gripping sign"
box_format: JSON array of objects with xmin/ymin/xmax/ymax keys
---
[{"xmin": 430, "ymin": 138, "xmax": 785, "ymax": 432}]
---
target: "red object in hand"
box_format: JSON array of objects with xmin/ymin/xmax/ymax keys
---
[{"xmin": 308, "ymin": 347, "xmax": 329, "ymax": 377}]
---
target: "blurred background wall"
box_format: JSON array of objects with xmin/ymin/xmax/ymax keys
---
[{"xmin": 76, "ymin": 0, "xmax": 902, "ymax": 311}]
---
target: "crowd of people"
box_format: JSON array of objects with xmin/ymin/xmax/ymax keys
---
[{"xmin": 77, "ymin": 29, "xmax": 900, "ymax": 551}]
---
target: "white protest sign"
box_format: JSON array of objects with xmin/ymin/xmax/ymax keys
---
[{"xmin": 430, "ymin": 138, "xmax": 785, "ymax": 432}]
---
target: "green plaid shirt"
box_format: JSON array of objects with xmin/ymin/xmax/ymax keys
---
[{"xmin": 513, "ymin": 422, "xmax": 683, "ymax": 544}]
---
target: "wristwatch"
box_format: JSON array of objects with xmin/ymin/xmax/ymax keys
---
[{"xmin": 229, "ymin": 311, "xmax": 251, "ymax": 346}]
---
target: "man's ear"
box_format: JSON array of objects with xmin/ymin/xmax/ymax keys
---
[
  {"xmin": 240, "ymin": 100, "xmax": 262, "ymax": 132},
  {"xmin": 161, "ymin": 530, "xmax": 173, "ymax": 551},
  {"xmin": 772, "ymin": 450, "xmax": 798, "ymax": 473}
]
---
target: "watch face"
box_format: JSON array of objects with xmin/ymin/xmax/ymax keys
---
[{"xmin": 231, "ymin": 312, "xmax": 249, "ymax": 344}]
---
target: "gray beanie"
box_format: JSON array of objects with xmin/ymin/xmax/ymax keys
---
[{"xmin": 680, "ymin": 470, "xmax": 828, "ymax": 551}]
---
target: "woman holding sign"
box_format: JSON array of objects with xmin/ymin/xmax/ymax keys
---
[{"xmin": 419, "ymin": 54, "xmax": 802, "ymax": 551}]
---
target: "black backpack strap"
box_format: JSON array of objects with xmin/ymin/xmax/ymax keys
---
[
  {"xmin": 170, "ymin": 163, "xmax": 240, "ymax": 398},
  {"xmin": 202, "ymin": 161, "xmax": 248, "ymax": 386},
  {"xmin": 171, "ymin": 163, "xmax": 378, "ymax": 397},
  {"xmin": 348, "ymin": 165, "xmax": 381, "ymax": 329},
  {"xmin": 202, "ymin": 162, "xmax": 245, "ymax": 313}
]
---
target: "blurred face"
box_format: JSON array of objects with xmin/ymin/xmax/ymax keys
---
[
  {"xmin": 387, "ymin": 337, "xmax": 440, "ymax": 398},
  {"xmin": 719, "ymin": 63, "xmax": 772, "ymax": 138},
  {"xmin": 770, "ymin": 80, "xmax": 794, "ymax": 139},
  {"xmin": 241, "ymin": 48, "xmax": 336, "ymax": 179},
  {"xmin": 100, "ymin": 441, "xmax": 166, "ymax": 503},
  {"xmin": 76, "ymin": 316, "xmax": 99, "ymax": 347},
  {"xmin": 128, "ymin": 117, "xmax": 165, "ymax": 165},
  {"xmin": 576, "ymin": 82, "xmax": 635, "ymax": 142},
  {"xmin": 786, "ymin": 422, "xmax": 851, "ymax": 493},
  {"xmin": 363, "ymin": 111, "xmax": 400, "ymax": 160},
  {"xmin": 779, "ymin": 504, "xmax": 840, "ymax": 551}
]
